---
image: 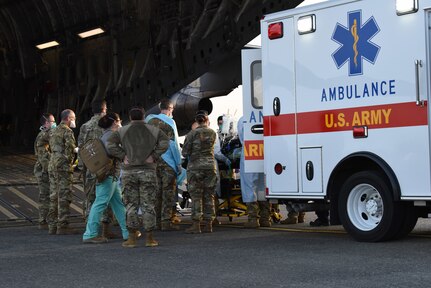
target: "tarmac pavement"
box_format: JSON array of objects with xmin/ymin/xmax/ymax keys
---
[
  {"xmin": 1, "ymin": 220, "xmax": 431, "ymax": 288},
  {"xmin": 1, "ymin": 150, "xmax": 431, "ymax": 287}
]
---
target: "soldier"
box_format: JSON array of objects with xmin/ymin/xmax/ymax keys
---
[
  {"xmin": 34, "ymin": 113, "xmax": 56, "ymax": 230},
  {"xmin": 77, "ymin": 101, "xmax": 106, "ymax": 217},
  {"xmin": 310, "ymin": 211, "xmax": 330, "ymax": 226},
  {"xmin": 182, "ymin": 111, "xmax": 217, "ymax": 234},
  {"xmin": 47, "ymin": 109, "xmax": 78, "ymax": 235},
  {"xmin": 145, "ymin": 99, "xmax": 182, "ymax": 231},
  {"xmin": 237, "ymin": 116, "xmax": 272, "ymax": 228},
  {"xmin": 216, "ymin": 115, "xmax": 224, "ymax": 142},
  {"xmin": 281, "ymin": 211, "xmax": 306, "ymax": 225},
  {"xmin": 212, "ymin": 124, "xmax": 231, "ymax": 226},
  {"xmin": 107, "ymin": 107, "xmax": 169, "ymax": 248},
  {"xmin": 82, "ymin": 112, "xmax": 128, "ymax": 244},
  {"xmin": 78, "ymin": 100, "xmax": 119, "ymax": 238}
]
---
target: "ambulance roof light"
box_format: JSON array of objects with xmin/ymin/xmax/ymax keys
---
[
  {"xmin": 396, "ymin": 0, "xmax": 418, "ymax": 15},
  {"xmin": 268, "ymin": 22, "xmax": 283, "ymax": 40},
  {"xmin": 297, "ymin": 14, "xmax": 316, "ymax": 35}
]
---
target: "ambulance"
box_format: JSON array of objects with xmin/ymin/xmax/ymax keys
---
[{"xmin": 241, "ymin": 0, "xmax": 431, "ymax": 241}]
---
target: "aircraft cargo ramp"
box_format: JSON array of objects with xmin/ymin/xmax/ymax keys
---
[
  {"xmin": 0, "ymin": 148, "xmax": 84, "ymax": 226},
  {"xmin": 1, "ymin": 148, "xmax": 430, "ymax": 238}
]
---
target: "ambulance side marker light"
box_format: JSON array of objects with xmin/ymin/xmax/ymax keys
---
[
  {"xmin": 274, "ymin": 163, "xmax": 284, "ymax": 175},
  {"xmin": 297, "ymin": 14, "xmax": 316, "ymax": 35},
  {"xmin": 353, "ymin": 126, "xmax": 368, "ymax": 138},
  {"xmin": 268, "ymin": 22, "xmax": 283, "ymax": 40},
  {"xmin": 396, "ymin": 0, "xmax": 418, "ymax": 15}
]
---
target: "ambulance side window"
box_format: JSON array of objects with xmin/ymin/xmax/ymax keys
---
[{"xmin": 251, "ymin": 61, "xmax": 262, "ymax": 109}]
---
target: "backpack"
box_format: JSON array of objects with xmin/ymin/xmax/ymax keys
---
[{"xmin": 79, "ymin": 138, "xmax": 113, "ymax": 182}]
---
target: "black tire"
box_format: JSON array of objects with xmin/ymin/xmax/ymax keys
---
[
  {"xmin": 338, "ymin": 171, "xmax": 405, "ymax": 242},
  {"xmin": 392, "ymin": 203, "xmax": 418, "ymax": 240}
]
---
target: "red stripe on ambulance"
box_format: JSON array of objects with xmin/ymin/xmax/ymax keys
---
[{"xmin": 264, "ymin": 102, "xmax": 427, "ymax": 136}]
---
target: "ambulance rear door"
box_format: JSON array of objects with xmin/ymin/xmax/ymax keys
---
[
  {"xmin": 262, "ymin": 17, "xmax": 299, "ymax": 195},
  {"xmin": 241, "ymin": 48, "xmax": 264, "ymax": 173}
]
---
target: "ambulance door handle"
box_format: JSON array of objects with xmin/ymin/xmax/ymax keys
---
[
  {"xmin": 273, "ymin": 97, "xmax": 281, "ymax": 116},
  {"xmin": 251, "ymin": 124, "xmax": 264, "ymax": 134},
  {"xmin": 306, "ymin": 161, "xmax": 314, "ymax": 181},
  {"xmin": 415, "ymin": 60, "xmax": 424, "ymax": 106}
]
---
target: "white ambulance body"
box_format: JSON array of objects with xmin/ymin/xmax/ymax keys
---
[{"xmin": 242, "ymin": 0, "xmax": 431, "ymax": 241}]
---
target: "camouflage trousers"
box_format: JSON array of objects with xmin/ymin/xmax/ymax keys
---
[
  {"xmin": 83, "ymin": 170, "xmax": 111, "ymax": 223},
  {"xmin": 121, "ymin": 169, "xmax": 157, "ymax": 231},
  {"xmin": 47, "ymin": 169, "xmax": 73, "ymax": 229},
  {"xmin": 155, "ymin": 161, "xmax": 177, "ymax": 225},
  {"xmin": 187, "ymin": 170, "xmax": 217, "ymax": 222},
  {"xmin": 35, "ymin": 170, "xmax": 50, "ymax": 224}
]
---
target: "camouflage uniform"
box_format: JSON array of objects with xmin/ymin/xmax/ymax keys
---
[
  {"xmin": 147, "ymin": 117, "xmax": 177, "ymax": 226},
  {"xmin": 77, "ymin": 115, "xmax": 104, "ymax": 220},
  {"xmin": 182, "ymin": 125, "xmax": 217, "ymax": 222},
  {"xmin": 33, "ymin": 128, "xmax": 51, "ymax": 226},
  {"xmin": 47, "ymin": 123, "xmax": 76, "ymax": 230},
  {"xmin": 107, "ymin": 121, "xmax": 169, "ymax": 231}
]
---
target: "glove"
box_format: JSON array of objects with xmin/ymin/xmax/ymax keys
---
[{"xmin": 74, "ymin": 147, "xmax": 79, "ymax": 154}]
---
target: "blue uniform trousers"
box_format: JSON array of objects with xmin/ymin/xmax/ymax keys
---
[{"xmin": 83, "ymin": 177, "xmax": 128, "ymax": 240}]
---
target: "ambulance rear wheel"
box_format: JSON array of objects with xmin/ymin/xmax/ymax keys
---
[
  {"xmin": 338, "ymin": 171, "xmax": 403, "ymax": 242},
  {"xmin": 392, "ymin": 203, "xmax": 418, "ymax": 240}
]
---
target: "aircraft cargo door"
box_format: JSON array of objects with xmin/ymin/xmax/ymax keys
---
[{"xmin": 241, "ymin": 48, "xmax": 264, "ymax": 173}]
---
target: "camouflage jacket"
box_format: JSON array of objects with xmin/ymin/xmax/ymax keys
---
[
  {"xmin": 147, "ymin": 117, "xmax": 175, "ymax": 140},
  {"xmin": 77, "ymin": 115, "xmax": 103, "ymax": 170},
  {"xmin": 78, "ymin": 115, "xmax": 103, "ymax": 147},
  {"xmin": 182, "ymin": 124, "xmax": 216, "ymax": 171},
  {"xmin": 33, "ymin": 128, "xmax": 51, "ymax": 173},
  {"xmin": 107, "ymin": 121, "xmax": 169, "ymax": 170},
  {"xmin": 49, "ymin": 123, "xmax": 76, "ymax": 172}
]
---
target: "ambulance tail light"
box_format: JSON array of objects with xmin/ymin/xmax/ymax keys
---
[
  {"xmin": 268, "ymin": 22, "xmax": 283, "ymax": 40},
  {"xmin": 274, "ymin": 163, "xmax": 284, "ymax": 175},
  {"xmin": 266, "ymin": 187, "xmax": 269, "ymax": 196},
  {"xmin": 353, "ymin": 126, "xmax": 368, "ymax": 138}
]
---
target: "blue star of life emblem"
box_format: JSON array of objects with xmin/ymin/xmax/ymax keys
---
[{"xmin": 331, "ymin": 10, "xmax": 380, "ymax": 76}]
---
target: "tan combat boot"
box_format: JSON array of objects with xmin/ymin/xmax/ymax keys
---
[
  {"xmin": 102, "ymin": 222, "xmax": 121, "ymax": 239},
  {"xmin": 145, "ymin": 231, "xmax": 159, "ymax": 247},
  {"xmin": 244, "ymin": 202, "xmax": 260, "ymax": 229},
  {"xmin": 202, "ymin": 220, "xmax": 213, "ymax": 233},
  {"xmin": 48, "ymin": 226, "xmax": 57, "ymax": 235},
  {"xmin": 122, "ymin": 229, "xmax": 138, "ymax": 248},
  {"xmin": 38, "ymin": 222, "xmax": 48, "ymax": 230},
  {"xmin": 281, "ymin": 211, "xmax": 299, "ymax": 224},
  {"xmin": 258, "ymin": 201, "xmax": 272, "ymax": 227},
  {"xmin": 161, "ymin": 221, "xmax": 180, "ymax": 231},
  {"xmin": 298, "ymin": 212, "xmax": 306, "ymax": 223},
  {"xmin": 171, "ymin": 207, "xmax": 181, "ymax": 224},
  {"xmin": 185, "ymin": 221, "xmax": 201, "ymax": 234},
  {"xmin": 212, "ymin": 218, "xmax": 221, "ymax": 226}
]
